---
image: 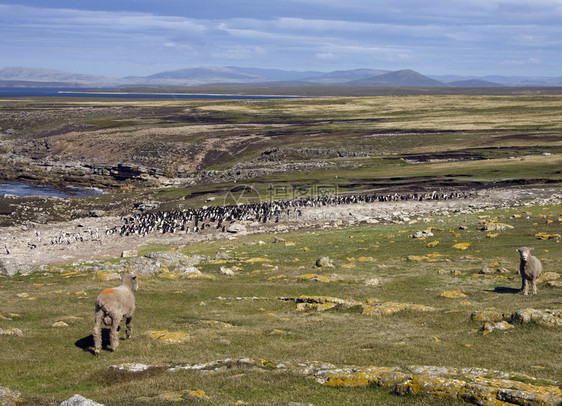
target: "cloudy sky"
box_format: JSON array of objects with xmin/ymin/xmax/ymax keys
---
[{"xmin": 1, "ymin": 0, "xmax": 561, "ymax": 78}]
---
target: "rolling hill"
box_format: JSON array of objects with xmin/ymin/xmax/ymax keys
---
[{"xmin": 1, "ymin": 65, "xmax": 560, "ymax": 88}]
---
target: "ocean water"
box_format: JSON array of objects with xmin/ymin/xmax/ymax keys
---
[
  {"xmin": 0, "ymin": 87, "xmax": 298, "ymax": 99},
  {"xmin": 0, "ymin": 181, "xmax": 103, "ymax": 198}
]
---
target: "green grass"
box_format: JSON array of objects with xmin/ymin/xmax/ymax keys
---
[{"xmin": 1, "ymin": 205, "xmax": 561, "ymax": 405}]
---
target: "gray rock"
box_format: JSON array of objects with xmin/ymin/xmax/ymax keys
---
[
  {"xmin": 60, "ymin": 394, "xmax": 105, "ymax": 406},
  {"xmin": 145, "ymin": 251, "xmax": 186, "ymax": 266},
  {"xmin": 227, "ymin": 223, "xmax": 247, "ymax": 233},
  {"xmin": 316, "ymin": 257, "xmax": 334, "ymax": 268},
  {"xmin": 126, "ymin": 256, "xmax": 160, "ymax": 276},
  {"xmin": 0, "ymin": 258, "xmax": 19, "ymax": 276},
  {"xmin": 215, "ymin": 251, "xmax": 231, "ymax": 260},
  {"xmin": 179, "ymin": 255, "xmax": 207, "ymax": 267},
  {"xmin": 121, "ymin": 250, "xmax": 138, "ymax": 258},
  {"xmin": 479, "ymin": 265, "xmax": 492, "ymax": 274},
  {"xmin": 412, "ymin": 230, "xmax": 434, "ymax": 238}
]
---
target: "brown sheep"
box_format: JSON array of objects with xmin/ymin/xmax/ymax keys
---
[
  {"xmin": 93, "ymin": 273, "xmax": 138, "ymax": 356},
  {"xmin": 516, "ymin": 247, "xmax": 542, "ymax": 295}
]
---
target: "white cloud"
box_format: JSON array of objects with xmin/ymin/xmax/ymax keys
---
[
  {"xmin": 315, "ymin": 52, "xmax": 338, "ymax": 61},
  {"xmin": 0, "ymin": 2, "xmax": 560, "ymax": 76}
]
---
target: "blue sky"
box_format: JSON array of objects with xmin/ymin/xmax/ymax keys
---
[{"xmin": 1, "ymin": 0, "xmax": 561, "ymax": 78}]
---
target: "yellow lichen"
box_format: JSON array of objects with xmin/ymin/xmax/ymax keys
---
[
  {"xmin": 362, "ymin": 302, "xmax": 435, "ymax": 316},
  {"xmin": 452, "ymin": 243, "xmax": 471, "ymax": 250},
  {"xmin": 145, "ymin": 330, "xmax": 191, "ymax": 343},
  {"xmin": 244, "ymin": 258, "xmax": 273, "ymax": 263},
  {"xmin": 535, "ymin": 232, "xmax": 561, "ymax": 240},
  {"xmin": 440, "ymin": 291, "xmax": 467, "ymax": 298}
]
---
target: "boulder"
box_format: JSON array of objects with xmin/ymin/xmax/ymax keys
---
[
  {"xmin": 227, "ymin": 223, "xmax": 247, "ymax": 234},
  {"xmin": 121, "ymin": 250, "xmax": 138, "ymax": 258},
  {"xmin": 316, "ymin": 257, "xmax": 334, "ymax": 268},
  {"xmin": 146, "ymin": 251, "xmax": 186, "ymax": 266},
  {"xmin": 126, "ymin": 257, "xmax": 160, "ymax": 276},
  {"xmin": 411, "ymin": 230, "xmax": 434, "ymax": 239},
  {"xmin": 0, "ymin": 259, "xmax": 19, "ymax": 276},
  {"xmin": 60, "ymin": 394, "xmax": 105, "ymax": 406}
]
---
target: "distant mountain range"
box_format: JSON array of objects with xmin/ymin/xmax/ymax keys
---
[{"xmin": 1, "ymin": 66, "xmax": 561, "ymax": 88}]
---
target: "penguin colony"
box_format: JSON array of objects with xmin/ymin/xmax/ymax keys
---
[{"xmin": 111, "ymin": 190, "xmax": 473, "ymax": 238}]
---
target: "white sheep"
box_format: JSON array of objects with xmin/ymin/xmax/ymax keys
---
[
  {"xmin": 93, "ymin": 272, "xmax": 138, "ymax": 356},
  {"xmin": 516, "ymin": 247, "xmax": 542, "ymax": 295}
]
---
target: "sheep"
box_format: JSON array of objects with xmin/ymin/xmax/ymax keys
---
[
  {"xmin": 93, "ymin": 272, "xmax": 138, "ymax": 356},
  {"xmin": 516, "ymin": 247, "xmax": 542, "ymax": 295}
]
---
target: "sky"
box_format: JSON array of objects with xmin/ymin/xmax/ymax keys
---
[{"xmin": 1, "ymin": 0, "xmax": 561, "ymax": 78}]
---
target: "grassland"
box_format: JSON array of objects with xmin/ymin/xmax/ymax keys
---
[
  {"xmin": 1, "ymin": 203, "xmax": 561, "ymax": 405},
  {"xmin": 0, "ymin": 93, "xmax": 561, "ymax": 404},
  {"xmin": 1, "ymin": 94, "xmax": 561, "ymax": 199}
]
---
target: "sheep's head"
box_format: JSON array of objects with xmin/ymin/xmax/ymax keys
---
[
  {"xmin": 517, "ymin": 247, "xmax": 532, "ymax": 261},
  {"xmin": 121, "ymin": 273, "xmax": 138, "ymax": 292}
]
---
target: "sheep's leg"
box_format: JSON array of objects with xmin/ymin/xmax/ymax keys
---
[
  {"xmin": 532, "ymin": 279, "xmax": 538, "ymax": 295},
  {"xmin": 110, "ymin": 314, "xmax": 122, "ymax": 352},
  {"xmin": 125, "ymin": 316, "xmax": 133, "ymax": 339},
  {"xmin": 93, "ymin": 310, "xmax": 103, "ymax": 356},
  {"xmin": 521, "ymin": 277, "xmax": 529, "ymax": 295}
]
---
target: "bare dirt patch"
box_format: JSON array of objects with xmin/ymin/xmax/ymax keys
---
[{"xmin": 1, "ymin": 186, "xmax": 559, "ymax": 267}]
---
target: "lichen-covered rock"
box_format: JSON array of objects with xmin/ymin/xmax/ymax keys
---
[
  {"xmin": 535, "ymin": 232, "xmax": 561, "ymax": 240},
  {"xmin": 0, "ymin": 385, "xmax": 24, "ymax": 405},
  {"xmin": 93, "ymin": 270, "xmax": 121, "ymax": 281},
  {"xmin": 158, "ymin": 266, "xmax": 213, "ymax": 279},
  {"xmin": 294, "ymin": 296, "xmax": 360, "ymax": 311},
  {"xmin": 470, "ymin": 310, "xmax": 507, "ymax": 323},
  {"xmin": 297, "ymin": 273, "xmax": 341, "ymax": 283},
  {"xmin": 537, "ymin": 272, "xmax": 560, "ymax": 283},
  {"xmin": 362, "ymin": 302, "xmax": 435, "ymax": 316},
  {"xmin": 440, "ymin": 290, "xmax": 467, "ymax": 298},
  {"xmin": 482, "ymin": 321, "xmax": 514, "ymax": 335},
  {"xmin": 315, "ymin": 366, "xmax": 410, "ymax": 387},
  {"xmin": 480, "ymin": 222, "xmax": 514, "ymax": 231},
  {"xmin": 511, "ymin": 308, "xmax": 562, "ymax": 327},
  {"xmin": 110, "ymin": 357, "xmax": 562, "ymax": 406},
  {"xmin": 137, "ymin": 389, "xmax": 209, "ymax": 402},
  {"xmin": 0, "ymin": 328, "xmax": 23, "ymax": 336}
]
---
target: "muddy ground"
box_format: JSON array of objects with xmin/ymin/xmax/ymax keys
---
[{"xmin": 1, "ymin": 186, "xmax": 559, "ymax": 268}]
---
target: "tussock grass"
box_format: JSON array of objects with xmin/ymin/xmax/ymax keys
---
[{"xmin": 1, "ymin": 204, "xmax": 560, "ymax": 405}]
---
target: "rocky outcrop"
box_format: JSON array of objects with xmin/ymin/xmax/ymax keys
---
[
  {"xmin": 110, "ymin": 358, "xmax": 562, "ymax": 406},
  {"xmin": 0, "ymin": 258, "xmax": 36, "ymax": 276}
]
